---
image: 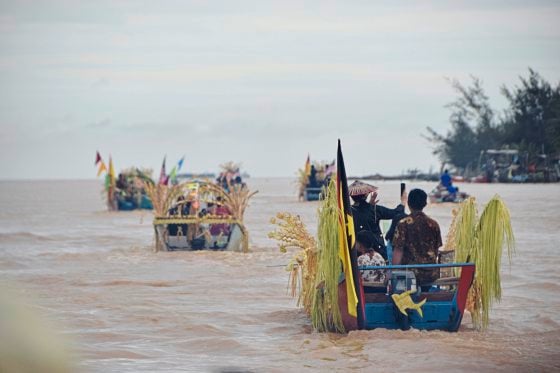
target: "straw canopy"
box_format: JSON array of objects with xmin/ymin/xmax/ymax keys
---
[{"xmin": 348, "ymin": 180, "xmax": 378, "ymax": 197}]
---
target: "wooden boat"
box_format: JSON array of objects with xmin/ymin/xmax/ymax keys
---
[
  {"xmin": 151, "ymin": 180, "xmax": 254, "ymax": 252},
  {"xmin": 339, "ymin": 263, "xmax": 475, "ymax": 331}
]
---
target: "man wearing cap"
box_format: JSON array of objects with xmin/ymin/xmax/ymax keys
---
[
  {"xmin": 349, "ymin": 180, "xmax": 407, "ymax": 261},
  {"xmin": 392, "ymin": 188, "xmax": 442, "ymax": 291}
]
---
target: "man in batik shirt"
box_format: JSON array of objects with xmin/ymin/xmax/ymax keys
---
[{"xmin": 392, "ymin": 189, "xmax": 442, "ymax": 290}]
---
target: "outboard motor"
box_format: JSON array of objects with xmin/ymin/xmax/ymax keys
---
[
  {"xmin": 390, "ymin": 270, "xmax": 417, "ymax": 330},
  {"xmin": 390, "ymin": 270, "xmax": 417, "ymax": 294}
]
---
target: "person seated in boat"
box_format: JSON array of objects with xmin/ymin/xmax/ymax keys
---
[
  {"xmin": 356, "ymin": 230, "xmax": 386, "ymax": 285},
  {"xmin": 209, "ymin": 198, "xmax": 231, "ymax": 238},
  {"xmin": 392, "ymin": 189, "xmax": 442, "ymax": 292},
  {"xmin": 190, "ymin": 208, "xmax": 212, "ymax": 248},
  {"xmin": 233, "ymin": 175, "xmax": 247, "ymax": 189},
  {"xmin": 168, "ymin": 195, "xmax": 185, "ymax": 216},
  {"xmin": 350, "ymin": 181, "xmax": 407, "ymax": 261},
  {"xmin": 116, "ymin": 173, "xmax": 127, "ymax": 190},
  {"xmin": 440, "ymin": 169, "xmax": 457, "ymax": 195}
]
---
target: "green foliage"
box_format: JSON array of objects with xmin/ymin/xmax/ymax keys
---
[
  {"xmin": 425, "ymin": 77, "xmax": 501, "ymax": 170},
  {"xmin": 501, "ymin": 69, "xmax": 560, "ymax": 159},
  {"xmin": 311, "ymin": 179, "xmax": 344, "ymax": 333},
  {"xmin": 426, "ymin": 69, "xmax": 560, "ymax": 170}
]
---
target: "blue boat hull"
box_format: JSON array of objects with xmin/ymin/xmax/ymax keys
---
[
  {"xmin": 304, "ymin": 187, "xmax": 323, "ymax": 201},
  {"xmin": 340, "ymin": 263, "xmax": 475, "ymax": 332},
  {"xmin": 117, "ymin": 195, "xmax": 153, "ymax": 210}
]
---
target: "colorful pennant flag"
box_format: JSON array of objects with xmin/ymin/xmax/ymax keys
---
[
  {"xmin": 177, "ymin": 156, "xmax": 185, "ymax": 171},
  {"xmin": 304, "ymin": 154, "xmax": 311, "ymax": 176},
  {"xmin": 159, "ymin": 156, "xmax": 168, "ymax": 185},
  {"xmin": 108, "ymin": 156, "xmax": 115, "ymax": 186},
  {"xmin": 169, "ymin": 166, "xmax": 177, "ymax": 185},
  {"xmin": 96, "ymin": 161, "xmax": 107, "ymax": 177},
  {"xmin": 95, "ymin": 151, "xmax": 102, "ymax": 165},
  {"xmin": 336, "ymin": 139, "xmax": 364, "ymax": 328}
]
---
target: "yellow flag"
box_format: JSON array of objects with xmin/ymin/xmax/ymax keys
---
[
  {"xmin": 108, "ymin": 157, "xmax": 115, "ymax": 185},
  {"xmin": 96, "ymin": 161, "xmax": 107, "ymax": 177},
  {"xmin": 336, "ymin": 140, "xmax": 360, "ymax": 320}
]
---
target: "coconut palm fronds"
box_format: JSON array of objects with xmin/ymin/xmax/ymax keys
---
[
  {"xmin": 312, "ymin": 179, "xmax": 344, "ymax": 333},
  {"xmin": 453, "ymin": 195, "xmax": 515, "ymax": 330},
  {"xmin": 474, "ymin": 195, "xmax": 515, "ymax": 329}
]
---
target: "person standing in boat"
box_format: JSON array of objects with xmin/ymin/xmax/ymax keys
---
[
  {"xmin": 392, "ymin": 188, "xmax": 442, "ymax": 291},
  {"xmin": 308, "ymin": 165, "xmax": 318, "ymax": 187},
  {"xmin": 349, "ymin": 181, "xmax": 407, "ymax": 261}
]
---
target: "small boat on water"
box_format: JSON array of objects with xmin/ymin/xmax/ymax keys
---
[
  {"xmin": 298, "ymin": 155, "xmax": 335, "ymax": 201},
  {"xmin": 112, "ymin": 168, "xmax": 154, "ymax": 210},
  {"xmin": 338, "ymin": 262, "xmax": 475, "ymax": 331},
  {"xmin": 148, "ymin": 174, "xmax": 256, "ymax": 252},
  {"xmin": 95, "ymin": 152, "xmax": 154, "ymax": 211},
  {"xmin": 428, "ymin": 184, "xmax": 469, "ymax": 204},
  {"xmin": 271, "ymin": 140, "xmax": 482, "ymax": 333}
]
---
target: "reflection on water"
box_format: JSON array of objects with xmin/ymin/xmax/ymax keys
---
[{"xmin": 0, "ymin": 179, "xmax": 559, "ymax": 372}]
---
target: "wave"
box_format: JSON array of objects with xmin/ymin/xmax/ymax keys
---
[
  {"xmin": 0, "ymin": 231, "xmax": 62, "ymax": 242},
  {"xmin": 97, "ymin": 280, "xmax": 183, "ymax": 288}
]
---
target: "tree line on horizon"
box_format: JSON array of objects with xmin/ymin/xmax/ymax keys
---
[{"xmin": 425, "ymin": 68, "xmax": 560, "ymax": 173}]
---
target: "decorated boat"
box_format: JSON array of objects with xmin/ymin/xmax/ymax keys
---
[
  {"xmin": 95, "ymin": 152, "xmax": 154, "ymax": 211},
  {"xmin": 146, "ymin": 171, "xmax": 256, "ymax": 252},
  {"xmin": 297, "ymin": 155, "xmax": 335, "ymax": 201},
  {"xmin": 270, "ymin": 140, "xmax": 514, "ymax": 333},
  {"xmin": 338, "ymin": 263, "xmax": 474, "ymax": 331}
]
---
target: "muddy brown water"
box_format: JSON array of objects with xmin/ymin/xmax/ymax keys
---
[{"xmin": 0, "ymin": 178, "xmax": 559, "ymax": 372}]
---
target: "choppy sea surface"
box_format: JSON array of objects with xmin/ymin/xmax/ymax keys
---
[{"xmin": 0, "ymin": 178, "xmax": 559, "ymax": 372}]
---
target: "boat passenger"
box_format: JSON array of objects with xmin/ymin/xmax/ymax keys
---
[
  {"xmin": 308, "ymin": 165, "xmax": 318, "ymax": 187},
  {"xmin": 209, "ymin": 199, "xmax": 231, "ymax": 237},
  {"xmin": 440, "ymin": 169, "xmax": 457, "ymax": 195},
  {"xmin": 116, "ymin": 173, "xmax": 127, "ymax": 190},
  {"xmin": 356, "ymin": 230, "xmax": 386, "ymax": 284},
  {"xmin": 392, "ymin": 189, "xmax": 442, "ymax": 292},
  {"xmin": 350, "ymin": 181, "xmax": 407, "ymax": 261}
]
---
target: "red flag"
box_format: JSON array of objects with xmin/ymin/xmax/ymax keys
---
[{"xmin": 95, "ymin": 151, "xmax": 102, "ymax": 165}]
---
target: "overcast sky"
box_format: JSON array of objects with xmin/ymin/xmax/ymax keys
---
[{"xmin": 1, "ymin": 0, "xmax": 559, "ymax": 179}]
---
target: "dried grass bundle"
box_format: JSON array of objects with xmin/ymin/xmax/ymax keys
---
[
  {"xmin": 268, "ymin": 213, "xmax": 317, "ymax": 310},
  {"xmin": 144, "ymin": 183, "xmax": 184, "ymax": 216},
  {"xmin": 200, "ymin": 182, "xmax": 257, "ymax": 252},
  {"xmin": 201, "ymin": 183, "xmax": 257, "ymax": 222},
  {"xmin": 219, "ymin": 161, "xmax": 241, "ymax": 174}
]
